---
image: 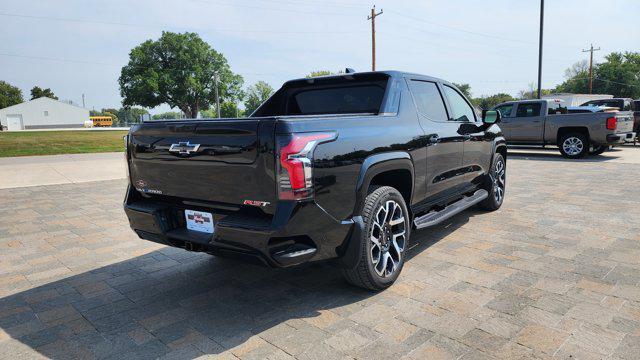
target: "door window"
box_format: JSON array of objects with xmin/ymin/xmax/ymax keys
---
[
  {"xmin": 408, "ymin": 80, "xmax": 448, "ymax": 121},
  {"xmin": 443, "ymin": 85, "xmax": 476, "ymax": 122},
  {"xmin": 515, "ymin": 103, "xmax": 541, "ymax": 117},
  {"xmin": 495, "ymin": 104, "xmax": 514, "ymax": 118}
]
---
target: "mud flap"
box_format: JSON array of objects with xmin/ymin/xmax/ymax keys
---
[{"xmin": 338, "ymin": 215, "xmax": 365, "ymax": 270}]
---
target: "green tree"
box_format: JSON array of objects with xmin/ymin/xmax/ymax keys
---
[
  {"xmin": 244, "ymin": 81, "xmax": 274, "ymax": 116},
  {"xmin": 452, "ymin": 83, "xmax": 472, "ymax": 99},
  {"xmin": 200, "ymin": 102, "xmax": 242, "ymax": 118},
  {"xmin": 30, "ymin": 86, "xmax": 58, "ymax": 100},
  {"xmin": 555, "ymin": 52, "xmax": 640, "ymax": 98},
  {"xmin": 117, "ymin": 107, "xmax": 149, "ymax": 125},
  {"xmin": 473, "ymin": 93, "xmax": 515, "ymax": 110},
  {"xmin": 518, "ymin": 83, "xmax": 553, "ymax": 99},
  {"xmin": 119, "ymin": 31, "xmax": 243, "ymax": 118},
  {"xmin": 0, "ymin": 81, "xmax": 23, "ymax": 109},
  {"xmin": 306, "ymin": 70, "xmax": 340, "ymax": 78},
  {"xmin": 152, "ymin": 111, "xmax": 183, "ymax": 120}
]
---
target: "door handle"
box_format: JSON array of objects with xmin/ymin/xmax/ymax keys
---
[
  {"xmin": 428, "ymin": 134, "xmax": 440, "ymax": 144},
  {"xmin": 532, "ymin": 120, "xmax": 541, "ymax": 123}
]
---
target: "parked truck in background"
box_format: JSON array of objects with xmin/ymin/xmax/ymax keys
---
[
  {"xmin": 123, "ymin": 71, "xmax": 507, "ymax": 290},
  {"xmin": 493, "ymin": 99, "xmax": 635, "ymax": 158},
  {"xmin": 580, "ymin": 98, "xmax": 640, "ymax": 136}
]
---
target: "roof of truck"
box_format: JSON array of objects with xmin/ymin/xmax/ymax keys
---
[{"xmin": 284, "ymin": 70, "xmax": 449, "ymax": 86}]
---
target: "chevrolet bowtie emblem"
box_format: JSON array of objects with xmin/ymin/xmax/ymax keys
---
[{"xmin": 169, "ymin": 141, "xmax": 201, "ymax": 155}]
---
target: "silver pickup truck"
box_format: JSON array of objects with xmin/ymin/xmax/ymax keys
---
[{"xmin": 493, "ymin": 99, "xmax": 635, "ymax": 158}]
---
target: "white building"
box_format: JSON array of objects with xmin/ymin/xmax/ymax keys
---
[
  {"xmin": 0, "ymin": 97, "xmax": 89, "ymax": 131},
  {"xmin": 542, "ymin": 93, "xmax": 613, "ymax": 107}
]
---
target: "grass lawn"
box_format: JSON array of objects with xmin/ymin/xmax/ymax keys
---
[{"xmin": 0, "ymin": 130, "xmax": 129, "ymax": 157}]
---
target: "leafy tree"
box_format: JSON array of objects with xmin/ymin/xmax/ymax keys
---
[
  {"xmin": 473, "ymin": 93, "xmax": 515, "ymax": 110},
  {"xmin": 452, "ymin": 83, "xmax": 472, "ymax": 99},
  {"xmin": 555, "ymin": 52, "xmax": 640, "ymax": 98},
  {"xmin": 221, "ymin": 102, "xmax": 241, "ymax": 118},
  {"xmin": 306, "ymin": 70, "xmax": 339, "ymax": 78},
  {"xmin": 518, "ymin": 83, "xmax": 553, "ymax": 99},
  {"xmin": 117, "ymin": 107, "xmax": 149, "ymax": 125},
  {"xmin": 243, "ymin": 81, "xmax": 274, "ymax": 116},
  {"xmin": 102, "ymin": 108, "xmax": 119, "ymax": 116},
  {"xmin": 200, "ymin": 102, "xmax": 242, "ymax": 118},
  {"xmin": 119, "ymin": 31, "xmax": 243, "ymax": 118},
  {"xmin": 0, "ymin": 81, "xmax": 23, "ymax": 109},
  {"xmin": 152, "ymin": 111, "xmax": 183, "ymax": 120},
  {"xmin": 30, "ymin": 86, "xmax": 58, "ymax": 100},
  {"xmin": 89, "ymin": 110, "xmax": 102, "ymax": 116}
]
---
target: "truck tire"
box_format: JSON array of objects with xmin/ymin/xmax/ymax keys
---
[
  {"xmin": 342, "ymin": 186, "xmax": 409, "ymax": 291},
  {"xmin": 479, "ymin": 153, "xmax": 505, "ymax": 211},
  {"xmin": 558, "ymin": 133, "xmax": 589, "ymax": 159}
]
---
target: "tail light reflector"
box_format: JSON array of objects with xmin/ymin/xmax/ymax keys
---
[
  {"xmin": 606, "ymin": 117, "xmax": 617, "ymax": 130},
  {"xmin": 277, "ymin": 132, "xmax": 336, "ymax": 200}
]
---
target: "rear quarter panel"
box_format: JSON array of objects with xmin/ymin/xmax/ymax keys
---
[
  {"xmin": 275, "ymin": 82, "xmax": 426, "ymax": 221},
  {"xmin": 545, "ymin": 113, "xmax": 611, "ymax": 144}
]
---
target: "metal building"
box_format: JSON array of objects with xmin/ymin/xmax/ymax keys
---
[{"xmin": 0, "ymin": 97, "xmax": 89, "ymax": 131}]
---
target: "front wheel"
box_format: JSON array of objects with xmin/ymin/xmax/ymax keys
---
[
  {"xmin": 558, "ymin": 133, "xmax": 589, "ymax": 159},
  {"xmin": 479, "ymin": 153, "xmax": 506, "ymax": 211},
  {"xmin": 342, "ymin": 186, "xmax": 409, "ymax": 291}
]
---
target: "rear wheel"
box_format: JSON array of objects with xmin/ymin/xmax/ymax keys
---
[
  {"xmin": 342, "ymin": 186, "xmax": 409, "ymax": 291},
  {"xmin": 558, "ymin": 133, "xmax": 589, "ymax": 159}
]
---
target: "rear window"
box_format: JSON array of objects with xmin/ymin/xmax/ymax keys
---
[
  {"xmin": 516, "ymin": 103, "xmax": 541, "ymax": 117},
  {"xmin": 289, "ymin": 85, "xmax": 385, "ymax": 115},
  {"xmin": 251, "ymin": 74, "xmax": 389, "ymax": 117},
  {"xmin": 582, "ymin": 99, "xmax": 622, "ymax": 109}
]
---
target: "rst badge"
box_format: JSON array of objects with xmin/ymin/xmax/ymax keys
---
[{"xmin": 243, "ymin": 200, "xmax": 270, "ymax": 207}]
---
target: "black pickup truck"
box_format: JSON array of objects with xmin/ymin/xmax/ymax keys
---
[{"xmin": 124, "ymin": 71, "xmax": 507, "ymax": 290}]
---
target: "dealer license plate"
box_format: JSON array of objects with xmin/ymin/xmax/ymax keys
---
[{"xmin": 185, "ymin": 210, "xmax": 214, "ymax": 234}]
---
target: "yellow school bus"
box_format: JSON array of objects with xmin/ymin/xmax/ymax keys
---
[{"xmin": 90, "ymin": 116, "xmax": 113, "ymax": 127}]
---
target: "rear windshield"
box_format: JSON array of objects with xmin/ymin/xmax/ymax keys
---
[
  {"xmin": 252, "ymin": 74, "xmax": 389, "ymax": 117},
  {"xmin": 289, "ymin": 85, "xmax": 384, "ymax": 115}
]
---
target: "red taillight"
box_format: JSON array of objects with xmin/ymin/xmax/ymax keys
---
[
  {"xmin": 277, "ymin": 132, "xmax": 336, "ymax": 200},
  {"xmin": 606, "ymin": 117, "xmax": 617, "ymax": 130}
]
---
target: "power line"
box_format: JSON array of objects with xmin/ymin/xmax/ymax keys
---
[
  {"xmin": 386, "ymin": 9, "xmax": 537, "ymax": 46},
  {"xmin": 0, "ymin": 12, "xmax": 365, "ymax": 34}
]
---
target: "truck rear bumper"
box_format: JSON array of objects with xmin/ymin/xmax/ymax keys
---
[
  {"xmin": 606, "ymin": 132, "xmax": 636, "ymax": 144},
  {"xmin": 124, "ymin": 185, "xmax": 354, "ymax": 268}
]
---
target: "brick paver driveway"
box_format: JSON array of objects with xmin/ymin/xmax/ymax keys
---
[{"xmin": 1, "ymin": 147, "xmax": 639, "ymax": 359}]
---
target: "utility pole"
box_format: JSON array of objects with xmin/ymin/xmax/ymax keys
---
[
  {"xmin": 582, "ymin": 44, "xmax": 601, "ymax": 94},
  {"xmin": 82, "ymin": 93, "xmax": 85, "ymax": 108},
  {"xmin": 214, "ymin": 73, "xmax": 220, "ymax": 118},
  {"xmin": 367, "ymin": 6, "xmax": 383, "ymax": 71},
  {"xmin": 536, "ymin": 0, "xmax": 544, "ymax": 99}
]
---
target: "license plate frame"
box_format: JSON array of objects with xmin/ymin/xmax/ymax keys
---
[{"xmin": 184, "ymin": 209, "xmax": 214, "ymax": 234}]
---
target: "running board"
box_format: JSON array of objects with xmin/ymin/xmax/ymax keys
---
[{"xmin": 413, "ymin": 189, "xmax": 488, "ymax": 229}]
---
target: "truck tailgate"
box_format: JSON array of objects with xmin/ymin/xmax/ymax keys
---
[
  {"xmin": 128, "ymin": 118, "xmax": 277, "ymax": 213},
  {"xmin": 615, "ymin": 112, "xmax": 634, "ymax": 133}
]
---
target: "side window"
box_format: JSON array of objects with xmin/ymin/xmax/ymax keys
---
[
  {"xmin": 495, "ymin": 104, "xmax": 514, "ymax": 118},
  {"xmin": 623, "ymin": 100, "xmax": 632, "ymax": 111},
  {"xmin": 443, "ymin": 85, "xmax": 476, "ymax": 122},
  {"xmin": 515, "ymin": 103, "xmax": 541, "ymax": 117},
  {"xmin": 408, "ymin": 80, "xmax": 448, "ymax": 121}
]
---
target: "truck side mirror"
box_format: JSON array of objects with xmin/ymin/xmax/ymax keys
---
[{"xmin": 482, "ymin": 110, "xmax": 501, "ymax": 124}]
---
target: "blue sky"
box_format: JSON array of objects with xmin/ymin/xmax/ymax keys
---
[{"xmin": 1, "ymin": 0, "xmax": 638, "ymax": 114}]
